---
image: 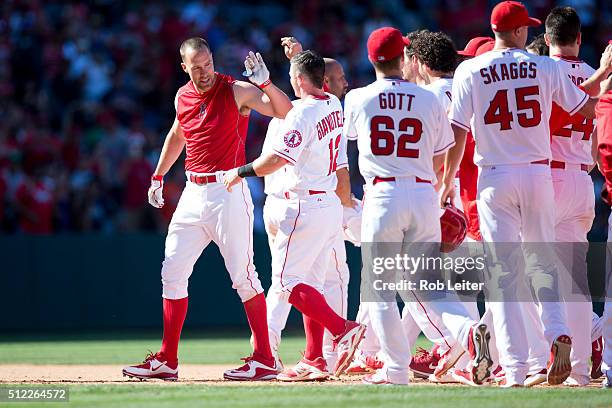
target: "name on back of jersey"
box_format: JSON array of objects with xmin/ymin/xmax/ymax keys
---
[
  {"xmin": 316, "ymin": 110, "xmax": 343, "ymax": 140},
  {"xmin": 480, "ymin": 61, "xmax": 537, "ymax": 84},
  {"xmin": 378, "ymin": 92, "xmax": 415, "ymax": 111}
]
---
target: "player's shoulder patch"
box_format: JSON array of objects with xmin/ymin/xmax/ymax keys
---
[{"xmin": 284, "ymin": 130, "xmax": 302, "ymax": 148}]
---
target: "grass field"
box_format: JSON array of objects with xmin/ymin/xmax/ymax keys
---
[{"xmin": 1, "ymin": 330, "xmax": 610, "ymax": 408}]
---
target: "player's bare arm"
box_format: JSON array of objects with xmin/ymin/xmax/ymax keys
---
[
  {"xmin": 580, "ymin": 43, "xmax": 612, "ymax": 97},
  {"xmin": 153, "ymin": 118, "xmax": 186, "ymax": 177},
  {"xmin": 233, "ymin": 51, "xmax": 293, "ymax": 119},
  {"xmin": 335, "ymin": 168, "xmax": 354, "ymax": 207},
  {"xmin": 440, "ymin": 124, "xmax": 467, "ymax": 206},
  {"xmin": 223, "ymin": 152, "xmax": 289, "ymax": 191},
  {"xmin": 147, "ymin": 118, "xmax": 186, "ymax": 208}
]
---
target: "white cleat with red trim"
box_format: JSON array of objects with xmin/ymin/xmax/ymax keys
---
[
  {"xmin": 333, "ymin": 321, "xmax": 367, "ymax": 377},
  {"xmin": 223, "ymin": 355, "xmax": 280, "ymax": 381},
  {"xmin": 277, "ymin": 357, "xmax": 329, "ymax": 382},
  {"xmin": 122, "ymin": 352, "xmax": 178, "ymax": 381}
]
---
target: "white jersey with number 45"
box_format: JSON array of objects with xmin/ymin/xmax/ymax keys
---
[
  {"xmin": 550, "ymin": 56, "xmax": 596, "ymax": 165},
  {"xmin": 450, "ymin": 48, "xmax": 589, "ymax": 166},
  {"xmin": 269, "ymin": 94, "xmax": 347, "ymax": 192},
  {"xmin": 343, "ymin": 78, "xmax": 455, "ymax": 183}
]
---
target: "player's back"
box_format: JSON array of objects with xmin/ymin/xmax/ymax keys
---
[
  {"xmin": 344, "ymin": 78, "xmax": 454, "ymax": 182},
  {"xmin": 423, "ymin": 77, "xmax": 453, "ymax": 113},
  {"xmin": 271, "ymin": 94, "xmax": 345, "ymax": 192},
  {"xmin": 450, "ymin": 49, "xmax": 588, "ymax": 166},
  {"xmin": 550, "ymin": 56, "xmax": 596, "ymax": 165}
]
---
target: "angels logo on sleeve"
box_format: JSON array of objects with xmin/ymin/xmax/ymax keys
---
[{"xmin": 284, "ymin": 130, "xmax": 302, "ymax": 148}]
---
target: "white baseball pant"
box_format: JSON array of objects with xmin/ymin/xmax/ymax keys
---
[
  {"xmin": 477, "ymin": 163, "xmax": 569, "ymax": 385},
  {"xmin": 161, "ymin": 176, "xmax": 262, "ymax": 301}
]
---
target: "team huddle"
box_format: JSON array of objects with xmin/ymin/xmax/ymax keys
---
[{"xmin": 122, "ymin": 1, "xmax": 612, "ymax": 388}]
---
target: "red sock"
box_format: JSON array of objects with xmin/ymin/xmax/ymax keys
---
[
  {"xmin": 303, "ymin": 315, "xmax": 325, "ymax": 360},
  {"xmin": 243, "ymin": 293, "xmax": 273, "ymax": 363},
  {"xmin": 159, "ymin": 297, "xmax": 188, "ymax": 363},
  {"xmin": 288, "ymin": 283, "xmax": 346, "ymax": 337}
]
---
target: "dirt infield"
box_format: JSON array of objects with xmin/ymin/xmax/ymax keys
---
[
  {"xmin": 0, "ymin": 365, "xmax": 604, "ymax": 388},
  {"xmin": 0, "ymin": 364, "xmax": 367, "ymax": 386}
]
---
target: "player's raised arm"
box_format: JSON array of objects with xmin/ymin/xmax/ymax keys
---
[
  {"xmin": 234, "ymin": 51, "xmax": 293, "ymax": 119},
  {"xmin": 580, "ymin": 43, "xmax": 612, "ymax": 97}
]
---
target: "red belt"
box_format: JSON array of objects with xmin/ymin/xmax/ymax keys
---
[
  {"xmin": 189, "ymin": 174, "xmax": 217, "ymax": 185},
  {"xmin": 530, "ymin": 159, "xmax": 550, "ymax": 165},
  {"xmin": 283, "ymin": 190, "xmax": 327, "ymax": 199},
  {"xmin": 550, "ymin": 160, "xmax": 588, "ymax": 172},
  {"xmin": 372, "ymin": 176, "xmax": 431, "ymax": 185}
]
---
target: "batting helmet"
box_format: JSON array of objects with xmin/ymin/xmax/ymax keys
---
[{"xmin": 440, "ymin": 203, "xmax": 468, "ymax": 253}]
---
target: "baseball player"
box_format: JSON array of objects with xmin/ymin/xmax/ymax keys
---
[
  {"xmin": 261, "ymin": 37, "xmax": 356, "ymax": 378},
  {"xmin": 596, "ymin": 75, "xmax": 612, "ymax": 389},
  {"xmin": 223, "ymin": 50, "xmax": 366, "ymax": 380},
  {"xmin": 545, "ymin": 6, "xmax": 599, "ymax": 386},
  {"xmin": 443, "ymin": 1, "xmax": 598, "ymax": 387},
  {"xmin": 122, "ymin": 38, "xmax": 293, "ymax": 381},
  {"xmin": 344, "ymin": 27, "xmax": 492, "ymax": 385}
]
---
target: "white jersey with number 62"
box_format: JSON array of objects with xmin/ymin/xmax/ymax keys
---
[
  {"xmin": 343, "ymin": 78, "xmax": 455, "ymax": 183},
  {"xmin": 449, "ymin": 48, "xmax": 589, "ymax": 166}
]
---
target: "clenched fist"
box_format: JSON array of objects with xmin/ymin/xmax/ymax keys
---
[{"xmin": 148, "ymin": 175, "xmax": 164, "ymax": 208}]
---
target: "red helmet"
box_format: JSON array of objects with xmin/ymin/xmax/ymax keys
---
[{"xmin": 440, "ymin": 203, "xmax": 468, "ymax": 253}]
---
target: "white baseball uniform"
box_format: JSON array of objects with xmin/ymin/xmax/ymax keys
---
[
  {"xmin": 266, "ymin": 93, "xmax": 346, "ymax": 307},
  {"xmin": 550, "ymin": 55, "xmax": 597, "ymax": 385},
  {"xmin": 345, "ymin": 77, "xmax": 478, "ymax": 384},
  {"xmin": 450, "ymin": 48, "xmax": 588, "ymax": 385},
  {"xmin": 261, "ymin": 104, "xmax": 351, "ymax": 371}
]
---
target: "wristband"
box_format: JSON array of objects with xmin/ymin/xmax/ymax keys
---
[
  {"xmin": 152, "ymin": 175, "xmax": 163, "ymax": 181},
  {"xmin": 237, "ymin": 163, "xmax": 257, "ymax": 178},
  {"xmin": 258, "ymin": 79, "xmax": 271, "ymax": 89}
]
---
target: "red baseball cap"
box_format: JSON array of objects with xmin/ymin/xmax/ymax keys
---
[
  {"xmin": 458, "ymin": 37, "xmax": 494, "ymax": 57},
  {"xmin": 475, "ymin": 39, "xmax": 496, "ymax": 56},
  {"xmin": 491, "ymin": 1, "xmax": 541, "ymax": 32},
  {"xmin": 367, "ymin": 27, "xmax": 410, "ymax": 62}
]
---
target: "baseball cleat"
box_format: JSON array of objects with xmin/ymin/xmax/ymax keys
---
[
  {"xmin": 428, "ymin": 371, "xmax": 457, "ymax": 383},
  {"xmin": 591, "ymin": 337, "xmax": 603, "ymax": 379},
  {"xmin": 547, "ymin": 335, "xmax": 572, "ymax": 385},
  {"xmin": 466, "ymin": 324, "xmax": 493, "ymax": 385},
  {"xmin": 492, "ymin": 366, "xmax": 505, "ymax": 383},
  {"xmin": 333, "ymin": 321, "xmax": 367, "ymax": 377},
  {"xmin": 524, "ymin": 368, "xmax": 547, "ymax": 387},
  {"xmin": 410, "ymin": 346, "xmax": 441, "ymax": 379},
  {"xmin": 432, "ymin": 346, "xmax": 465, "ymax": 380},
  {"xmin": 451, "ymin": 368, "xmax": 485, "ymax": 386},
  {"xmin": 122, "ymin": 351, "xmax": 178, "ymax": 381},
  {"xmin": 277, "ymin": 356, "xmax": 329, "ymax": 382},
  {"xmin": 223, "ymin": 355, "xmax": 280, "ymax": 381},
  {"xmin": 345, "ymin": 354, "xmax": 383, "ymax": 375},
  {"xmin": 562, "ymin": 376, "xmax": 590, "ymax": 387}
]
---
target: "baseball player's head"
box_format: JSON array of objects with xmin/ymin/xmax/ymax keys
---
[
  {"xmin": 367, "ymin": 27, "xmax": 410, "ymax": 79},
  {"xmin": 402, "ymin": 30, "xmax": 427, "ymax": 83},
  {"xmin": 544, "ymin": 7, "xmax": 581, "ymax": 52},
  {"xmin": 323, "ymin": 58, "xmax": 348, "ymax": 99},
  {"xmin": 490, "ymin": 1, "xmax": 541, "ymax": 49},
  {"xmin": 180, "ymin": 37, "xmax": 215, "ymax": 93},
  {"xmin": 526, "ymin": 33, "xmax": 549, "ymax": 56},
  {"xmin": 411, "ymin": 30, "xmax": 458, "ymax": 83},
  {"xmin": 289, "ymin": 50, "xmax": 325, "ymax": 98}
]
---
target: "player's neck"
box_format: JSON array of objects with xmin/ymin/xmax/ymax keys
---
[
  {"xmin": 375, "ymin": 70, "xmax": 403, "ymax": 81},
  {"xmin": 549, "ymin": 44, "xmax": 579, "ymax": 58},
  {"xmin": 426, "ymin": 70, "xmax": 453, "ymax": 84},
  {"xmin": 493, "ymin": 39, "xmax": 523, "ymax": 51},
  {"xmin": 300, "ymin": 86, "xmax": 327, "ymax": 100}
]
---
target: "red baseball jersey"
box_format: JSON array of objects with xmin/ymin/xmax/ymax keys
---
[
  {"xmin": 175, "ymin": 73, "xmax": 249, "ymax": 173},
  {"xmin": 458, "ymin": 131, "xmax": 481, "ymax": 241}
]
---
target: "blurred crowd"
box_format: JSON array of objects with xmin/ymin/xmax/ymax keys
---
[{"xmin": 1, "ymin": 0, "xmax": 611, "ymax": 234}]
